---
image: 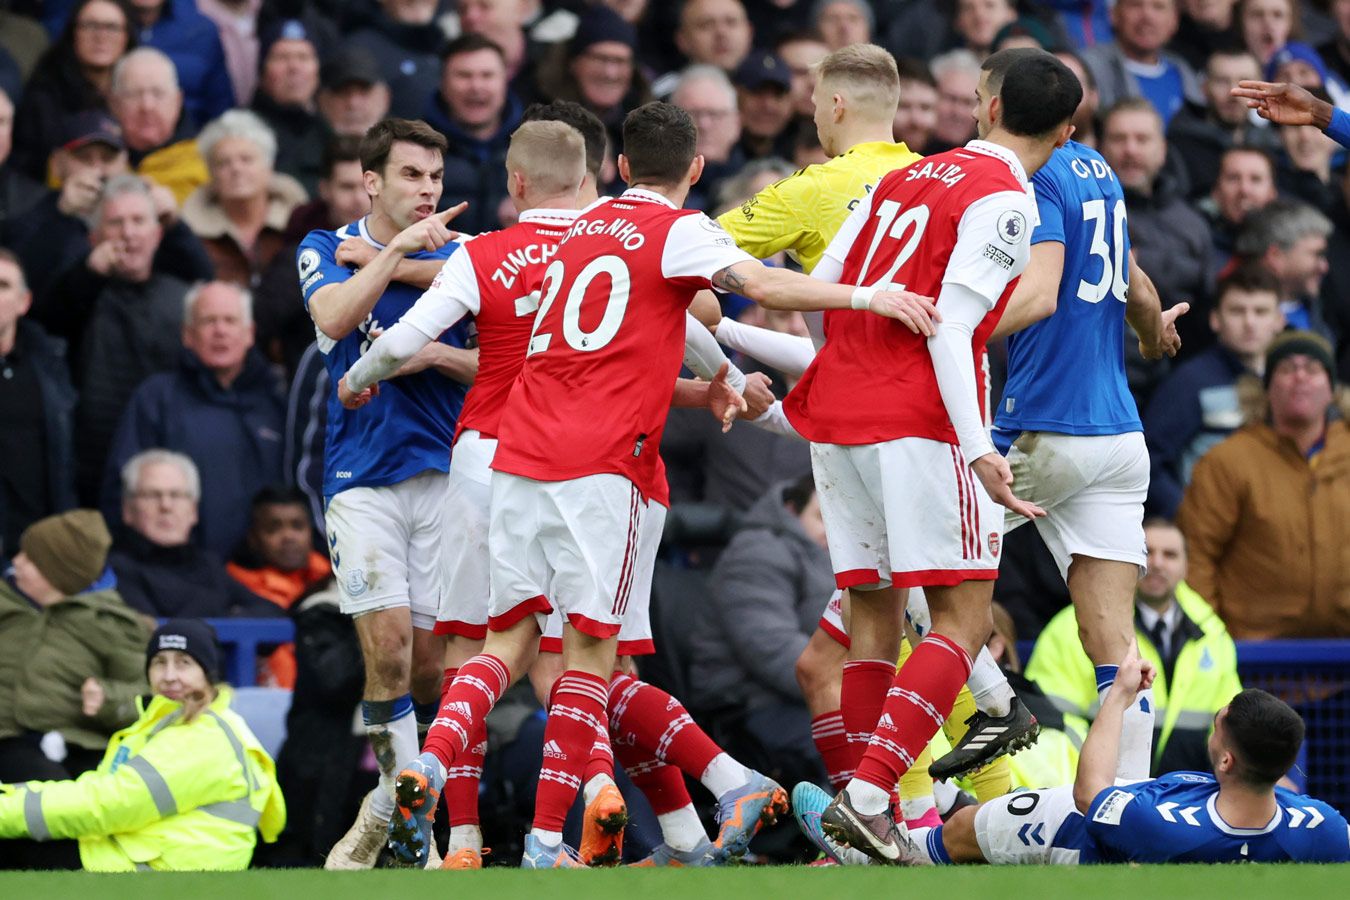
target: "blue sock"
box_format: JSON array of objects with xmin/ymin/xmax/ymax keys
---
[
  {"xmin": 414, "ymin": 699, "xmax": 439, "ymax": 730},
  {"xmin": 1095, "ymin": 665, "xmax": 1119, "ymax": 698},
  {"xmin": 928, "ymin": 825, "xmax": 953, "ymax": 864},
  {"xmin": 362, "ymin": 694, "xmax": 414, "ymax": 726}
]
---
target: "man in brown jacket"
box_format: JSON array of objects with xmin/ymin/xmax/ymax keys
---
[{"xmin": 1178, "ymin": 330, "xmax": 1350, "ymax": 638}]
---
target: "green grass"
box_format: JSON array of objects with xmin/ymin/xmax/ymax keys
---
[{"xmin": 0, "ymin": 864, "xmax": 1341, "ymax": 900}]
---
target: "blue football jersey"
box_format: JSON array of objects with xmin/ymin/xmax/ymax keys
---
[
  {"xmin": 995, "ymin": 141, "xmax": 1142, "ymax": 439},
  {"xmin": 297, "ymin": 217, "xmax": 471, "ymax": 498},
  {"xmin": 1086, "ymin": 772, "xmax": 1350, "ymax": 864}
]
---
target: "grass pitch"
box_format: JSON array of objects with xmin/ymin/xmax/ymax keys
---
[{"xmin": 0, "ymin": 864, "xmax": 1340, "ymax": 900}]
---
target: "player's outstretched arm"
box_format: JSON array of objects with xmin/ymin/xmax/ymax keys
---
[
  {"xmin": 1126, "ymin": 255, "xmax": 1187, "ymax": 359},
  {"xmin": 335, "ymin": 237, "xmax": 449, "ymax": 289},
  {"xmin": 671, "ymin": 363, "xmax": 748, "ymax": 432},
  {"xmin": 714, "ymin": 316, "xmax": 816, "ymax": 379},
  {"xmin": 309, "ymin": 204, "xmax": 465, "ymax": 339},
  {"xmin": 991, "ymin": 242, "xmax": 1066, "ymax": 340},
  {"xmin": 1073, "ymin": 646, "xmax": 1157, "ymax": 812},
  {"xmin": 712, "ymin": 261, "xmax": 940, "ymax": 335}
]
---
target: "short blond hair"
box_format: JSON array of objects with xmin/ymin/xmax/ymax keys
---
[
  {"xmin": 506, "ymin": 120, "xmax": 585, "ymax": 197},
  {"xmin": 814, "ymin": 43, "xmax": 900, "ymax": 120}
]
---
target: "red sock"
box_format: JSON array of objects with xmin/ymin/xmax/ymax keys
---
[
  {"xmin": 533, "ymin": 670, "xmax": 610, "ymax": 832},
  {"xmin": 810, "ymin": 710, "xmax": 853, "ymax": 791},
  {"xmin": 439, "ymin": 668, "xmax": 486, "ymax": 827},
  {"xmin": 615, "ymin": 743, "xmax": 693, "ymax": 816},
  {"xmin": 841, "ymin": 659, "xmax": 896, "ymax": 770},
  {"xmin": 583, "ymin": 680, "xmax": 616, "ymax": 784},
  {"xmin": 854, "ymin": 634, "xmax": 973, "ymax": 792},
  {"xmin": 608, "ymin": 673, "xmax": 720, "ymax": 778},
  {"xmin": 422, "ymin": 654, "xmax": 511, "ymax": 769}
]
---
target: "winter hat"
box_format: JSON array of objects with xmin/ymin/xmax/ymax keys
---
[
  {"xmin": 569, "ymin": 5, "xmax": 638, "ymax": 58},
  {"xmin": 1264, "ymin": 329, "xmax": 1335, "ymax": 388},
  {"xmin": 147, "ymin": 619, "xmax": 221, "ymax": 681},
  {"xmin": 19, "ymin": 510, "xmax": 112, "ymax": 597},
  {"xmin": 1265, "ymin": 42, "xmax": 1329, "ymax": 86}
]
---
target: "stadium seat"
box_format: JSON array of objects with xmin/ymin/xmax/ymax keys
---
[{"xmin": 229, "ymin": 686, "xmax": 294, "ymax": 760}]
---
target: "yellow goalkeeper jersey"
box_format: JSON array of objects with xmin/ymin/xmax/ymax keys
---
[{"xmin": 717, "ymin": 139, "xmax": 921, "ymax": 274}]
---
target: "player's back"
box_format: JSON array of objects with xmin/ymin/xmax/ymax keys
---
[
  {"xmin": 298, "ymin": 219, "xmax": 470, "ymax": 496},
  {"xmin": 1086, "ymin": 773, "xmax": 1350, "ymax": 863},
  {"xmin": 717, "ymin": 140, "xmax": 922, "ymax": 272},
  {"xmin": 997, "ymin": 141, "xmax": 1140, "ymax": 438},
  {"xmin": 493, "ymin": 189, "xmax": 729, "ymax": 503},
  {"xmin": 785, "ymin": 143, "xmax": 1034, "ymax": 447},
  {"xmin": 454, "ymin": 209, "xmax": 577, "ymax": 440}
]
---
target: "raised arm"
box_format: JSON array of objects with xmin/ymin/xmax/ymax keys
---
[{"xmin": 1074, "ymin": 646, "xmax": 1156, "ymax": 812}]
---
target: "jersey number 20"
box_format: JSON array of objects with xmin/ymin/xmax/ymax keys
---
[
  {"xmin": 528, "ymin": 255, "xmax": 630, "ymax": 356},
  {"xmin": 1078, "ymin": 199, "xmax": 1128, "ymax": 304}
]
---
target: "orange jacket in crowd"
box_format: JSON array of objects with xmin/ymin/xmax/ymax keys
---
[{"xmin": 227, "ymin": 551, "xmax": 332, "ymax": 687}]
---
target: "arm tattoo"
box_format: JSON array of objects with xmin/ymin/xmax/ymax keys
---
[{"xmin": 712, "ymin": 265, "xmax": 749, "ymax": 294}]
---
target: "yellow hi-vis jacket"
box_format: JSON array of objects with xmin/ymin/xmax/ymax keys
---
[
  {"xmin": 0, "ymin": 686, "xmax": 285, "ymax": 871},
  {"xmin": 1025, "ymin": 583, "xmax": 1243, "ymax": 776}
]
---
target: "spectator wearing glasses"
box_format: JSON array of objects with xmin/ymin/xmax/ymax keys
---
[{"xmin": 108, "ymin": 448, "xmax": 277, "ymax": 620}]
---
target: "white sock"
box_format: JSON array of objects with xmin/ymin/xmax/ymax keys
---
[
  {"xmin": 657, "ymin": 804, "xmax": 708, "ymax": 852},
  {"xmin": 447, "ymin": 824, "xmax": 482, "ymax": 853},
  {"xmin": 900, "ymin": 792, "xmax": 937, "ymax": 823},
  {"xmin": 1116, "ymin": 687, "xmax": 1156, "ymax": 781},
  {"xmin": 968, "ymin": 647, "xmax": 1015, "ymax": 717},
  {"xmin": 908, "ymin": 826, "xmax": 951, "ymax": 864},
  {"xmin": 931, "ymin": 778, "xmax": 961, "ymax": 816},
  {"xmin": 843, "ymin": 779, "xmax": 892, "ymax": 816},
  {"xmin": 530, "ymin": 828, "xmax": 563, "ymax": 846},
  {"xmin": 583, "ymin": 773, "xmax": 617, "ymax": 806},
  {"xmin": 905, "ymin": 587, "xmax": 931, "ymax": 636},
  {"xmin": 700, "ymin": 752, "xmax": 751, "ymax": 798},
  {"xmin": 366, "ymin": 711, "xmax": 420, "ymax": 820}
]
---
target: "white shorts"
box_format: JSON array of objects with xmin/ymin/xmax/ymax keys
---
[
  {"xmin": 488, "ymin": 471, "xmax": 657, "ymax": 645},
  {"xmin": 817, "ymin": 589, "xmax": 849, "ymax": 647},
  {"xmin": 434, "ymin": 430, "xmax": 496, "ymax": 638},
  {"xmin": 325, "ymin": 469, "xmax": 447, "ymax": 630},
  {"xmin": 974, "ymin": 785, "xmax": 1086, "ymax": 865},
  {"xmin": 811, "ymin": 438, "xmax": 1003, "ymax": 590},
  {"xmin": 1003, "ymin": 431, "xmax": 1148, "ymax": 580}
]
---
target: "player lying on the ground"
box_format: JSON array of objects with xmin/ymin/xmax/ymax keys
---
[{"xmin": 799, "ymin": 647, "xmax": 1350, "ymax": 865}]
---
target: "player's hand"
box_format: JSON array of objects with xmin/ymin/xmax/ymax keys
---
[
  {"xmin": 81, "ymin": 677, "xmax": 106, "ymax": 717},
  {"xmin": 335, "ymin": 236, "xmax": 378, "ymax": 270},
  {"xmin": 741, "ymin": 371, "xmax": 775, "ymax": 420},
  {"xmin": 689, "ymin": 289, "xmax": 723, "ymax": 332},
  {"xmin": 337, "ymin": 375, "xmax": 379, "ymax": 409},
  {"xmin": 1230, "ymin": 80, "xmax": 1325, "ymax": 127},
  {"xmin": 868, "ymin": 289, "xmax": 941, "ymax": 336},
  {"xmin": 388, "ymin": 202, "xmax": 468, "ymax": 254},
  {"xmin": 1137, "ymin": 301, "xmax": 1188, "ymax": 360},
  {"xmin": 707, "ymin": 361, "xmax": 749, "ymax": 432},
  {"xmin": 972, "ymin": 452, "xmax": 1046, "ymax": 519},
  {"xmin": 1107, "ymin": 644, "xmax": 1157, "ymax": 704}
]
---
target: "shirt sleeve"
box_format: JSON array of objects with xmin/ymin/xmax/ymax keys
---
[
  {"xmin": 715, "ymin": 316, "xmax": 817, "ymax": 378},
  {"xmin": 661, "ymin": 213, "xmax": 758, "ymax": 285},
  {"xmin": 928, "ymin": 281, "xmax": 998, "ymax": 463},
  {"xmin": 297, "ymin": 231, "xmax": 353, "ymax": 308},
  {"xmin": 716, "ymin": 178, "xmax": 809, "ymax": 262},
  {"xmin": 942, "ymin": 189, "xmax": 1037, "ymax": 308},
  {"xmin": 1327, "ymin": 107, "xmax": 1350, "ymax": 148},
  {"xmin": 398, "ymin": 246, "xmax": 481, "ymax": 341},
  {"xmin": 812, "ymin": 187, "xmax": 875, "ymax": 286},
  {"xmin": 1029, "ymin": 171, "xmax": 1068, "ymax": 246}
]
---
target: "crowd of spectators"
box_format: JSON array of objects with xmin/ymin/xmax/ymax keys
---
[{"xmin": 1, "ymin": 0, "xmax": 1349, "ymax": 868}]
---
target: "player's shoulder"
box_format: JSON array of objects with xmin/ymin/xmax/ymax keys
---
[
  {"xmin": 1273, "ymin": 786, "xmax": 1350, "ymax": 828},
  {"xmin": 299, "ymin": 223, "xmax": 346, "ymax": 254}
]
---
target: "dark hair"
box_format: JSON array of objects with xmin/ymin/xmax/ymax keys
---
[
  {"xmin": 895, "ymin": 56, "xmax": 936, "ymax": 88},
  {"xmin": 1141, "ymin": 515, "xmax": 1186, "ymax": 550},
  {"xmin": 1215, "ymin": 263, "xmax": 1282, "ymax": 308},
  {"xmin": 1054, "ymin": 48, "xmax": 1096, "ymax": 90},
  {"xmin": 982, "ymin": 48, "xmax": 1082, "ymax": 138},
  {"xmin": 1219, "ymin": 144, "xmax": 1276, "ymax": 181},
  {"xmin": 359, "ymin": 118, "xmax": 448, "ymax": 175},
  {"xmin": 622, "ymin": 102, "xmax": 697, "ymax": 185},
  {"xmin": 322, "ymin": 133, "xmax": 364, "ymax": 178},
  {"xmin": 782, "ymin": 472, "xmax": 816, "ymax": 514},
  {"xmin": 31, "ymin": 0, "xmax": 138, "ymax": 109},
  {"xmin": 441, "ymin": 32, "xmax": 506, "ymax": 65},
  {"xmin": 774, "ymin": 28, "xmax": 826, "ymax": 52},
  {"xmin": 250, "ymin": 485, "xmax": 311, "ymax": 517},
  {"xmin": 1223, "ymin": 689, "xmax": 1304, "ymax": 786},
  {"xmin": 522, "ymin": 100, "xmax": 608, "ymax": 179}
]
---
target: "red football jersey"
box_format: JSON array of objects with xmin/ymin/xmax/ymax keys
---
[
  {"xmin": 491, "ymin": 189, "xmax": 755, "ymax": 503},
  {"xmin": 784, "ymin": 141, "xmax": 1037, "ymax": 446},
  {"xmin": 404, "ymin": 209, "xmax": 579, "ymax": 440}
]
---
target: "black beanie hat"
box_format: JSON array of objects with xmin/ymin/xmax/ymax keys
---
[
  {"xmin": 1264, "ymin": 330, "xmax": 1335, "ymax": 388},
  {"xmin": 147, "ymin": 619, "xmax": 220, "ymax": 681}
]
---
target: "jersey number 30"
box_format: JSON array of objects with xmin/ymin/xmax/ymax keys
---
[
  {"xmin": 1078, "ymin": 199, "xmax": 1128, "ymax": 304},
  {"xmin": 528, "ymin": 255, "xmax": 630, "ymax": 356}
]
